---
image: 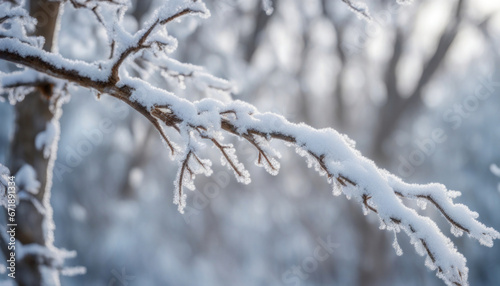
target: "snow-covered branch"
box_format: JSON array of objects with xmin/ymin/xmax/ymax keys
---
[
  {"xmin": 0, "ymin": 0, "xmax": 43, "ymax": 47},
  {"xmin": 0, "ymin": 164, "xmax": 10, "ymax": 208},
  {"xmin": 0, "ymin": 1, "xmax": 498, "ymax": 286},
  {"xmin": 107, "ymin": 0, "xmax": 210, "ymax": 83},
  {"xmin": 341, "ymin": 0, "xmax": 371, "ymax": 20}
]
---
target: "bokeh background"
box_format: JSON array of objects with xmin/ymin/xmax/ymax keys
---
[{"xmin": 1, "ymin": 0, "xmax": 500, "ymax": 285}]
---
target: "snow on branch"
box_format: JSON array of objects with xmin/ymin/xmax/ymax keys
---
[
  {"xmin": 0, "ymin": 164, "xmax": 10, "ymax": 208},
  {"xmin": 6, "ymin": 239, "xmax": 86, "ymax": 276},
  {"xmin": 340, "ymin": 0, "xmax": 413, "ymax": 20},
  {"xmin": 107, "ymin": 0, "xmax": 210, "ymax": 83},
  {"xmin": 0, "ymin": 1, "xmax": 498, "ymax": 286},
  {"xmin": 64, "ymin": 0, "xmax": 128, "ymax": 25},
  {"xmin": 137, "ymin": 51, "xmax": 233, "ymax": 92},
  {"xmin": 341, "ymin": 0, "xmax": 371, "ymax": 20}
]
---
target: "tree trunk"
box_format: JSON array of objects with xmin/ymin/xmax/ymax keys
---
[{"xmin": 7, "ymin": 1, "xmax": 62, "ymax": 285}]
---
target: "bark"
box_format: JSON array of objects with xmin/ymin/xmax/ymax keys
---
[{"xmin": 7, "ymin": 1, "xmax": 62, "ymax": 285}]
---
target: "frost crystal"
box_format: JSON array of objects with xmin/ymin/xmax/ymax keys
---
[
  {"xmin": 0, "ymin": 164, "xmax": 10, "ymax": 208},
  {"xmin": 425, "ymin": 256, "xmax": 437, "ymax": 271},
  {"xmin": 362, "ymin": 204, "xmax": 369, "ymax": 216},
  {"xmin": 416, "ymin": 198, "xmax": 427, "ymax": 210},
  {"xmin": 451, "ymin": 226, "xmax": 464, "ymax": 237},
  {"xmin": 392, "ymin": 232, "xmax": 403, "ymax": 256},
  {"xmin": 35, "ymin": 119, "xmax": 60, "ymax": 159},
  {"xmin": 378, "ymin": 218, "xmax": 387, "ymax": 230},
  {"xmin": 413, "ymin": 240, "xmax": 426, "ymax": 256}
]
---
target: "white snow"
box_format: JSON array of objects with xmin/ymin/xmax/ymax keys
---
[
  {"xmin": 35, "ymin": 119, "xmax": 60, "ymax": 159},
  {"xmin": 0, "ymin": 1, "xmax": 44, "ymax": 48},
  {"xmin": 0, "ymin": 37, "xmax": 110, "ymax": 81},
  {"xmin": 141, "ymin": 51, "xmax": 233, "ymax": 92},
  {"xmin": 16, "ymin": 242, "xmax": 86, "ymax": 277},
  {"xmin": 0, "ymin": 164, "xmax": 10, "ymax": 208},
  {"xmin": 392, "ymin": 231, "xmax": 403, "ymax": 256},
  {"xmin": 342, "ymin": 0, "xmax": 371, "ymax": 20},
  {"xmin": 262, "ymin": 0, "xmax": 274, "ymax": 15},
  {"xmin": 0, "ymin": 1, "xmax": 498, "ymax": 285},
  {"xmin": 490, "ymin": 164, "xmax": 500, "ymax": 193},
  {"xmin": 15, "ymin": 164, "xmax": 41, "ymax": 195}
]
